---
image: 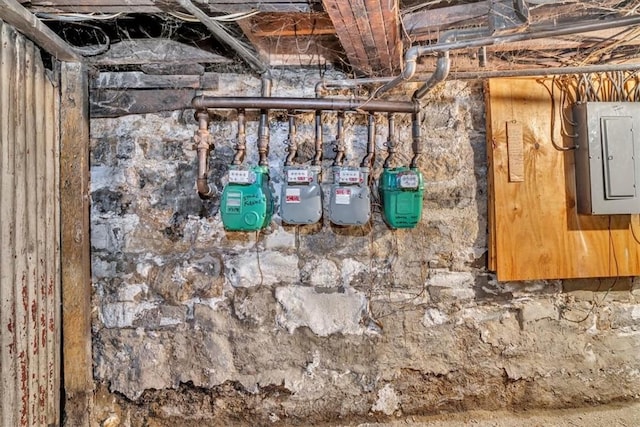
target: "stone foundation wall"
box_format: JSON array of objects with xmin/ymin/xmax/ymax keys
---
[{"xmin": 89, "ymin": 71, "xmax": 640, "ymax": 426}]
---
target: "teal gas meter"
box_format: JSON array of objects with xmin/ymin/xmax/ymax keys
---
[
  {"xmin": 379, "ymin": 167, "xmax": 424, "ymax": 229},
  {"xmin": 280, "ymin": 165, "xmax": 323, "ymax": 225},
  {"xmin": 221, "ymin": 165, "xmax": 274, "ymax": 231},
  {"xmin": 328, "ymin": 166, "xmax": 371, "ymax": 226}
]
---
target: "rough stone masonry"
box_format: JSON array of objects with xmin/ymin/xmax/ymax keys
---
[{"xmin": 89, "ymin": 70, "xmax": 640, "ymax": 426}]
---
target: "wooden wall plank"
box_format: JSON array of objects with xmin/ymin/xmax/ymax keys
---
[
  {"xmin": 487, "ymin": 77, "xmax": 640, "ymax": 281},
  {"xmin": 60, "ymin": 61, "xmax": 93, "ymax": 423},
  {"xmin": 0, "ymin": 0, "xmax": 79, "ymax": 61}
]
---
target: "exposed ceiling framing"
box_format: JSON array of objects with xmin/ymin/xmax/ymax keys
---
[{"xmin": 4, "ymin": 0, "xmax": 640, "ymax": 79}]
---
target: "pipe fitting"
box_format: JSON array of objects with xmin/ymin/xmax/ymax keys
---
[
  {"xmin": 333, "ymin": 112, "xmax": 346, "ymax": 167},
  {"xmin": 312, "ymin": 110, "xmax": 323, "ymax": 166},
  {"xmin": 232, "ymin": 109, "xmax": 246, "ymax": 166},
  {"xmin": 410, "ymin": 112, "xmax": 422, "ymax": 169},
  {"xmin": 284, "ymin": 112, "xmax": 297, "ymax": 166},
  {"xmin": 194, "ymin": 111, "xmax": 214, "ymax": 199},
  {"xmin": 361, "ymin": 113, "xmax": 376, "ymax": 168},
  {"xmin": 383, "ymin": 113, "xmax": 396, "ymax": 169}
]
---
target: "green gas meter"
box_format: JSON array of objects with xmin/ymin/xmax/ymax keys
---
[
  {"xmin": 221, "ymin": 165, "xmax": 274, "ymax": 231},
  {"xmin": 379, "ymin": 167, "xmax": 424, "ymax": 229}
]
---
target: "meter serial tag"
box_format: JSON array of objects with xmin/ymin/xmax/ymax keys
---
[
  {"xmin": 287, "ymin": 169, "xmax": 310, "ymax": 184},
  {"xmin": 335, "ymin": 188, "xmax": 351, "ymax": 204},
  {"xmin": 399, "ymin": 172, "xmax": 419, "ymax": 189},
  {"xmin": 285, "ymin": 188, "xmax": 301, "ymax": 203},
  {"xmin": 229, "ymin": 169, "xmax": 254, "ymax": 184},
  {"xmin": 338, "ymin": 169, "xmax": 361, "ymax": 184}
]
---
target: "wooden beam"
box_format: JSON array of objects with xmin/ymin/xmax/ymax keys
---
[
  {"xmin": 90, "ymin": 71, "xmax": 220, "ymax": 90},
  {"xmin": 0, "ymin": 0, "xmax": 79, "ymax": 61},
  {"xmin": 247, "ymin": 12, "xmax": 335, "ymax": 37},
  {"xmin": 322, "ymin": 0, "xmax": 400, "ymax": 76},
  {"xmin": 60, "ymin": 61, "xmax": 92, "ymax": 424},
  {"xmin": 89, "ymin": 39, "xmax": 231, "ymax": 66},
  {"xmin": 22, "ymin": 0, "xmax": 320, "ymax": 13},
  {"xmin": 90, "ymin": 89, "xmax": 197, "ymax": 118}
]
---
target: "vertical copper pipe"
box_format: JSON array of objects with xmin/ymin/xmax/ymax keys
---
[
  {"xmin": 284, "ymin": 111, "xmax": 297, "ymax": 166},
  {"xmin": 194, "ymin": 111, "xmax": 214, "ymax": 199},
  {"xmin": 232, "ymin": 109, "xmax": 246, "ymax": 166}
]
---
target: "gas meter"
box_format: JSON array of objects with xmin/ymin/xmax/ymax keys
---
[
  {"xmin": 280, "ymin": 165, "xmax": 323, "ymax": 225},
  {"xmin": 221, "ymin": 165, "xmax": 274, "ymax": 231},
  {"xmin": 379, "ymin": 167, "xmax": 424, "ymax": 229},
  {"xmin": 328, "ymin": 166, "xmax": 371, "ymax": 226}
]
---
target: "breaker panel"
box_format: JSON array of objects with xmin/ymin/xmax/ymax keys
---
[{"xmin": 574, "ymin": 102, "xmax": 640, "ymax": 215}]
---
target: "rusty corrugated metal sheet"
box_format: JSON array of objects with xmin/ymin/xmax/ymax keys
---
[{"xmin": 0, "ymin": 20, "xmax": 61, "ymax": 427}]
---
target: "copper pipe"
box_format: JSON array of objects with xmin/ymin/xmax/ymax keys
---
[
  {"xmin": 284, "ymin": 112, "xmax": 297, "ymax": 166},
  {"xmin": 194, "ymin": 111, "xmax": 214, "ymax": 199},
  {"xmin": 192, "ymin": 96, "xmax": 418, "ymax": 114},
  {"xmin": 232, "ymin": 109, "xmax": 246, "ymax": 166}
]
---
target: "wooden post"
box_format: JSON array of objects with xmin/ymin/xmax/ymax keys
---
[{"xmin": 60, "ymin": 61, "xmax": 93, "ymax": 425}]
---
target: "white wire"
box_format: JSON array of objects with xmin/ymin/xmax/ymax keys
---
[
  {"xmin": 36, "ymin": 12, "xmax": 123, "ymax": 21},
  {"xmin": 168, "ymin": 10, "xmax": 260, "ymax": 23}
]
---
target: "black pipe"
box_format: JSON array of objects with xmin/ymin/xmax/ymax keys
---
[
  {"xmin": 257, "ymin": 109, "xmax": 269, "ymax": 166},
  {"xmin": 361, "ymin": 113, "xmax": 376, "ymax": 168},
  {"xmin": 192, "ymin": 96, "xmax": 419, "ymax": 114},
  {"xmin": 284, "ymin": 112, "xmax": 297, "ymax": 166},
  {"xmin": 333, "ymin": 112, "xmax": 346, "ymax": 167},
  {"xmin": 383, "ymin": 114, "xmax": 396, "ymax": 169},
  {"xmin": 232, "ymin": 109, "xmax": 246, "ymax": 166},
  {"xmin": 313, "ymin": 110, "xmax": 323, "ymax": 166},
  {"xmin": 449, "ymin": 62, "xmax": 640, "ymax": 80},
  {"xmin": 410, "ymin": 112, "xmax": 422, "ymax": 169}
]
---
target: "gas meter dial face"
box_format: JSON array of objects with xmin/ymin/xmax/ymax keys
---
[
  {"xmin": 286, "ymin": 168, "xmax": 312, "ymax": 183},
  {"xmin": 228, "ymin": 169, "xmax": 256, "ymax": 184},
  {"xmin": 398, "ymin": 172, "xmax": 419, "ymax": 189}
]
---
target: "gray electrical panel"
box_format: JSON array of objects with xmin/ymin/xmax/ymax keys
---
[
  {"xmin": 328, "ymin": 166, "xmax": 371, "ymax": 226},
  {"xmin": 574, "ymin": 102, "xmax": 640, "ymax": 215},
  {"xmin": 280, "ymin": 165, "xmax": 323, "ymax": 225}
]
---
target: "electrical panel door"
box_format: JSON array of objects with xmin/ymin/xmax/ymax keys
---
[{"xmin": 574, "ymin": 102, "xmax": 640, "ymax": 215}]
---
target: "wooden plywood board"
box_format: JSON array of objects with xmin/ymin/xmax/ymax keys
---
[{"xmin": 486, "ymin": 78, "xmax": 640, "ymax": 281}]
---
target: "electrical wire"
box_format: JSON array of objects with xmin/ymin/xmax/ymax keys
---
[
  {"xmin": 36, "ymin": 12, "xmax": 124, "ymax": 21},
  {"xmin": 168, "ymin": 10, "xmax": 260, "ymax": 23}
]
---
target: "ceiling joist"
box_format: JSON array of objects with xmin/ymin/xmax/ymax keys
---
[{"xmin": 322, "ymin": 0, "xmax": 400, "ymax": 76}]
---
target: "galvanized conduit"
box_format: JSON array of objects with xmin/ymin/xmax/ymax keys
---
[{"xmin": 375, "ymin": 14, "xmax": 640, "ymax": 99}]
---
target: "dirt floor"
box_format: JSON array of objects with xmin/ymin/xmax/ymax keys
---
[{"xmin": 353, "ymin": 402, "xmax": 640, "ymax": 426}]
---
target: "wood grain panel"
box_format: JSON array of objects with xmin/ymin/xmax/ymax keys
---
[
  {"xmin": 322, "ymin": 0, "xmax": 400, "ymax": 75},
  {"xmin": 487, "ymin": 78, "xmax": 640, "ymax": 281}
]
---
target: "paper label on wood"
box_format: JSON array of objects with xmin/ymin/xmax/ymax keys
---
[{"xmin": 506, "ymin": 120, "xmax": 524, "ymax": 182}]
